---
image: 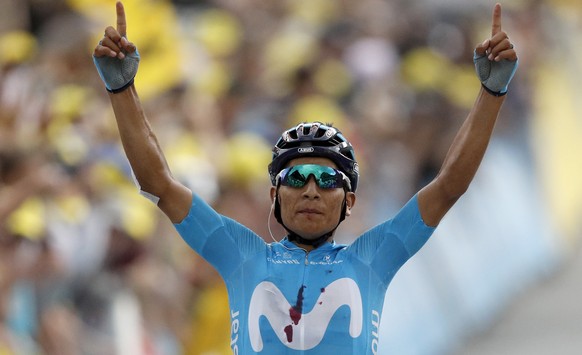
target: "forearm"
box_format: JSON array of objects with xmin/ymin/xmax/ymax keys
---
[
  {"xmin": 437, "ymin": 88, "xmax": 504, "ymax": 198},
  {"xmin": 418, "ymin": 88, "xmax": 505, "ymax": 226},
  {"xmin": 109, "ymin": 85, "xmax": 173, "ymax": 196}
]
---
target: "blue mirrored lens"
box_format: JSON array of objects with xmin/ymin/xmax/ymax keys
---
[{"xmin": 278, "ymin": 164, "xmax": 346, "ymax": 189}]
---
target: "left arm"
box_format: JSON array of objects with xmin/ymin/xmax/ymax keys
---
[
  {"xmin": 418, "ymin": 3, "xmax": 518, "ymax": 226},
  {"xmin": 418, "ymin": 88, "xmax": 504, "ymax": 226}
]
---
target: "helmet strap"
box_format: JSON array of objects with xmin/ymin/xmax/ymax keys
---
[{"xmin": 274, "ymin": 185, "xmax": 347, "ymax": 248}]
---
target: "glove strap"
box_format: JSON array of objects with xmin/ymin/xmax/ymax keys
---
[
  {"xmin": 106, "ymin": 78, "xmax": 134, "ymax": 94},
  {"xmin": 481, "ymin": 83, "xmax": 507, "ymax": 97}
]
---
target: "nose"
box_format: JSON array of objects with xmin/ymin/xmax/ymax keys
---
[{"xmin": 301, "ymin": 176, "xmax": 321, "ymax": 199}]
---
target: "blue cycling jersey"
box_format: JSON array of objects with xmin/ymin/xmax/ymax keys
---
[{"xmin": 175, "ymin": 193, "xmax": 435, "ymax": 354}]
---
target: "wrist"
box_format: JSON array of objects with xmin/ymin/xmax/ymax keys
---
[{"xmin": 481, "ymin": 83, "xmax": 507, "ymax": 97}]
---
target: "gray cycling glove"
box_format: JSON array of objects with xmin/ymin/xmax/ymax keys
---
[
  {"xmin": 473, "ymin": 50, "xmax": 518, "ymax": 96},
  {"xmin": 93, "ymin": 48, "xmax": 140, "ymax": 93}
]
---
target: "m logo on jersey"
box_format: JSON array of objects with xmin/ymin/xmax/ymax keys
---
[{"xmin": 248, "ymin": 278, "xmax": 363, "ymax": 351}]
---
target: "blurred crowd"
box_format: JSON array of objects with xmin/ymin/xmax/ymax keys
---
[{"xmin": 0, "ymin": 0, "xmax": 572, "ymax": 354}]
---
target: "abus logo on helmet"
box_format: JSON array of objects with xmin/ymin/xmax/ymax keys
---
[{"xmin": 298, "ymin": 147, "xmax": 314, "ymax": 153}]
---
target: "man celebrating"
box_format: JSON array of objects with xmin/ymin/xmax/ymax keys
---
[{"xmin": 93, "ymin": 2, "xmax": 517, "ymax": 353}]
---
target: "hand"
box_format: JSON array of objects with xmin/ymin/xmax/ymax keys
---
[
  {"xmin": 92, "ymin": 1, "xmax": 140, "ymax": 93},
  {"xmin": 473, "ymin": 3, "xmax": 518, "ymax": 96}
]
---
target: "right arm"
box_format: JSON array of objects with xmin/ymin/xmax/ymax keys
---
[
  {"xmin": 94, "ymin": 2, "xmax": 191, "ymax": 223},
  {"xmin": 109, "ymin": 86, "xmax": 192, "ymax": 223}
]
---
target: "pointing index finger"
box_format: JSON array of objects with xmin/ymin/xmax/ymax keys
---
[
  {"xmin": 491, "ymin": 3, "xmax": 502, "ymax": 36},
  {"xmin": 116, "ymin": 1, "xmax": 127, "ymax": 38}
]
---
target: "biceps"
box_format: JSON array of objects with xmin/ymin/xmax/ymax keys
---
[
  {"xmin": 417, "ymin": 179, "xmax": 459, "ymax": 227},
  {"xmin": 158, "ymin": 179, "xmax": 193, "ymax": 223}
]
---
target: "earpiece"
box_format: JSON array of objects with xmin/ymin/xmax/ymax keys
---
[{"xmin": 267, "ymin": 196, "xmax": 277, "ymax": 243}]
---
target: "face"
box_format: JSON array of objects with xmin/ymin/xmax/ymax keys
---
[{"xmin": 270, "ymin": 157, "xmax": 356, "ymax": 241}]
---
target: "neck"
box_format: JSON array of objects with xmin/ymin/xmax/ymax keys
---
[
  {"xmin": 286, "ymin": 230, "xmax": 332, "ymax": 250},
  {"xmin": 295, "ymin": 242, "xmax": 317, "ymax": 252}
]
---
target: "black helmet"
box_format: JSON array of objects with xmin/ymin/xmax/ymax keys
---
[{"xmin": 268, "ymin": 122, "xmax": 359, "ymax": 191}]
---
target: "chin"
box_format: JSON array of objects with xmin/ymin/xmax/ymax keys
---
[{"xmin": 295, "ymin": 229, "xmax": 328, "ymax": 240}]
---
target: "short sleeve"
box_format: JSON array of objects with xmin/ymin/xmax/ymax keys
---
[{"xmin": 174, "ymin": 194, "xmax": 266, "ymax": 279}]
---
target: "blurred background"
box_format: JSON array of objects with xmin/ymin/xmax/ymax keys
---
[{"xmin": 1, "ymin": 0, "xmax": 581, "ymax": 354}]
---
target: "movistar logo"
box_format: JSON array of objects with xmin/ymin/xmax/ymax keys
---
[
  {"xmin": 248, "ymin": 278, "xmax": 363, "ymax": 351},
  {"xmin": 298, "ymin": 147, "xmax": 314, "ymax": 153}
]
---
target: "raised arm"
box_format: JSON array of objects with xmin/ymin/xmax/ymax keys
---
[
  {"xmin": 417, "ymin": 3, "xmax": 518, "ymax": 226},
  {"xmin": 93, "ymin": 1, "xmax": 191, "ymax": 223}
]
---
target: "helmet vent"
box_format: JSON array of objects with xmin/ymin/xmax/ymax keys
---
[{"xmin": 314, "ymin": 127, "xmax": 326, "ymax": 138}]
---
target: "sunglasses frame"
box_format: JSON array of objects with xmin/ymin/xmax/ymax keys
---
[{"xmin": 276, "ymin": 164, "xmax": 351, "ymax": 190}]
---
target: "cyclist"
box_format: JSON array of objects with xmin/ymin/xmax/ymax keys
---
[{"xmin": 93, "ymin": 2, "xmax": 517, "ymax": 353}]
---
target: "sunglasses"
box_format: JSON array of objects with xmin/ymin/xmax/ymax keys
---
[{"xmin": 277, "ymin": 164, "xmax": 351, "ymax": 190}]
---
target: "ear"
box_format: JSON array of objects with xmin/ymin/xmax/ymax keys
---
[
  {"xmin": 344, "ymin": 192, "xmax": 356, "ymax": 217},
  {"xmin": 270, "ymin": 186, "xmax": 277, "ymax": 205}
]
